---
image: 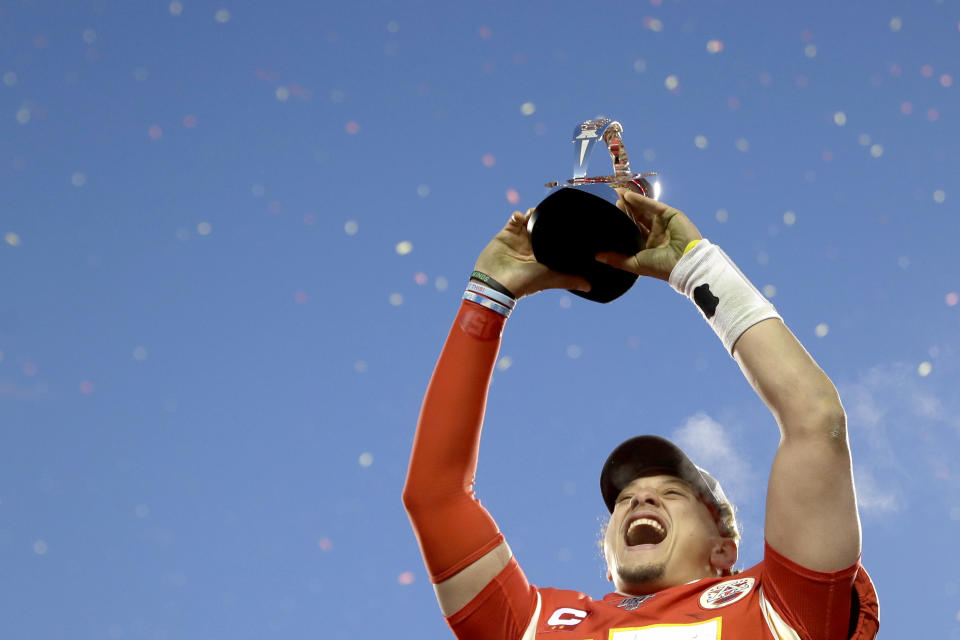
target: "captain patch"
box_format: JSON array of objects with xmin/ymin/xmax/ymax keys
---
[{"xmin": 699, "ymin": 577, "xmax": 755, "ymax": 609}]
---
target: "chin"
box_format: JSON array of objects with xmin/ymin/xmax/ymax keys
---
[{"xmin": 616, "ymin": 562, "xmax": 667, "ymax": 591}]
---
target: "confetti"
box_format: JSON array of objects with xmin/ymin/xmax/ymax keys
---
[
  {"xmin": 5, "ymin": 232, "xmax": 20, "ymax": 246},
  {"xmin": 214, "ymin": 9, "xmax": 231, "ymax": 23},
  {"xmin": 633, "ymin": 59, "xmax": 647, "ymax": 73},
  {"xmin": 520, "ymin": 102, "xmax": 535, "ymax": 116},
  {"xmin": 294, "ymin": 291, "xmax": 308, "ymax": 304},
  {"xmin": 275, "ymin": 87, "xmax": 290, "ymax": 101},
  {"xmin": 482, "ymin": 154, "xmax": 495, "ymax": 167},
  {"xmin": 345, "ymin": 121, "xmax": 360, "ymax": 134},
  {"xmin": 72, "ymin": 172, "xmax": 87, "ymax": 187},
  {"xmin": 434, "ymin": 276, "xmax": 448, "ymax": 291},
  {"xmin": 715, "ymin": 209, "xmax": 728, "ymax": 222},
  {"xmin": 148, "ymin": 125, "xmax": 163, "ymax": 140},
  {"xmin": 933, "ymin": 190, "xmax": 945, "ymax": 203},
  {"xmin": 804, "ymin": 44, "xmax": 817, "ymax": 58},
  {"xmin": 416, "ymin": 184, "xmax": 430, "ymax": 197},
  {"xmin": 15, "ymin": 107, "xmax": 30, "ymax": 124},
  {"xmin": 395, "ymin": 241, "xmax": 413, "ymax": 255},
  {"xmin": 169, "ymin": 1, "xmax": 183, "ymax": 15},
  {"xmin": 762, "ymin": 285, "xmax": 777, "ymax": 298},
  {"xmin": 870, "ymin": 144, "xmax": 883, "ymax": 158},
  {"xmin": 706, "ymin": 40, "xmax": 723, "ymax": 54},
  {"xmin": 940, "ymin": 74, "xmax": 952, "ymax": 88},
  {"xmin": 182, "ymin": 114, "xmax": 198, "ymax": 127},
  {"xmin": 477, "ymin": 26, "xmax": 492, "ymax": 38},
  {"xmin": 317, "ymin": 538, "xmax": 333, "ymax": 551},
  {"xmin": 389, "ymin": 293, "xmax": 403, "ymax": 306},
  {"xmin": 344, "ymin": 220, "xmax": 358, "ymax": 235},
  {"xmin": 814, "ymin": 323, "xmax": 829, "ymax": 338},
  {"xmin": 132, "ymin": 346, "xmax": 148, "ymax": 361},
  {"xmin": 945, "ymin": 292, "xmax": 958, "ymax": 307},
  {"xmin": 358, "ymin": 452, "xmax": 373, "ymax": 467},
  {"xmin": 33, "ymin": 540, "xmax": 48, "ymax": 555},
  {"xmin": 414, "ymin": 272, "xmax": 427, "ymax": 285},
  {"xmin": 506, "ymin": 189, "xmax": 519, "ymax": 204},
  {"xmin": 783, "ymin": 211, "xmax": 796, "ymax": 225},
  {"xmin": 833, "ymin": 111, "xmax": 847, "ymax": 126},
  {"xmin": 79, "ymin": 381, "xmax": 94, "ymax": 394},
  {"xmin": 665, "ymin": 75, "xmax": 679, "ymax": 91},
  {"xmin": 889, "ymin": 17, "xmax": 902, "ymax": 31},
  {"xmin": 197, "ymin": 222, "xmax": 212, "ymax": 235},
  {"xmin": 921, "ymin": 65, "xmax": 933, "ymax": 78},
  {"xmin": 497, "ymin": 356, "xmax": 512, "ymax": 371},
  {"xmin": 734, "ymin": 138, "xmax": 749, "ymax": 152},
  {"xmin": 566, "ymin": 345, "xmax": 582, "ymax": 359},
  {"xmin": 386, "ymin": 20, "xmax": 400, "ymax": 33},
  {"xmin": 397, "ymin": 571, "xmax": 415, "ymax": 585},
  {"xmin": 917, "ymin": 362, "xmax": 932, "ymax": 377},
  {"xmin": 694, "ymin": 135, "xmax": 708, "ymax": 149},
  {"xmin": 3, "ymin": 71, "xmax": 18, "ymax": 86}
]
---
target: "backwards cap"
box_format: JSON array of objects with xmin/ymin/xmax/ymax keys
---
[{"xmin": 600, "ymin": 435, "xmax": 737, "ymax": 539}]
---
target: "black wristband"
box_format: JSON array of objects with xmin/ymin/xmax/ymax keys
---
[{"xmin": 470, "ymin": 271, "xmax": 517, "ymax": 300}]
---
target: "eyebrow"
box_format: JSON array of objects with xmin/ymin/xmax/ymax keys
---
[{"xmin": 617, "ymin": 478, "xmax": 694, "ymax": 500}]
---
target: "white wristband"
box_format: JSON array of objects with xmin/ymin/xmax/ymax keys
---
[
  {"xmin": 463, "ymin": 290, "xmax": 512, "ymax": 318},
  {"xmin": 668, "ymin": 239, "xmax": 781, "ymax": 354},
  {"xmin": 466, "ymin": 281, "xmax": 516, "ymax": 310}
]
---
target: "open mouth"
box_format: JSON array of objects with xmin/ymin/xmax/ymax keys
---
[{"xmin": 624, "ymin": 517, "xmax": 668, "ymax": 547}]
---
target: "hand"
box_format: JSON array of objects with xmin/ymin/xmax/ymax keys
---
[
  {"xmin": 595, "ymin": 191, "xmax": 702, "ymax": 281},
  {"xmin": 474, "ymin": 209, "xmax": 591, "ymax": 299}
]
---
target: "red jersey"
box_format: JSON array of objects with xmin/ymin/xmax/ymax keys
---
[
  {"xmin": 404, "ymin": 302, "xmax": 880, "ymax": 640},
  {"xmin": 449, "ymin": 542, "xmax": 878, "ymax": 640}
]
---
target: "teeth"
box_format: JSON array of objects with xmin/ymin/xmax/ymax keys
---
[{"xmin": 628, "ymin": 518, "xmax": 665, "ymax": 536}]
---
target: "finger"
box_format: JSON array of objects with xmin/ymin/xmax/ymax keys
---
[
  {"xmin": 617, "ymin": 189, "xmax": 675, "ymax": 230},
  {"xmin": 542, "ymin": 271, "xmax": 592, "ymax": 293},
  {"xmin": 616, "ymin": 197, "xmax": 651, "ymax": 236},
  {"xmin": 595, "ymin": 249, "xmax": 667, "ymax": 279}
]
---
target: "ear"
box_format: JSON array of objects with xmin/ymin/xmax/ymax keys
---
[{"xmin": 709, "ymin": 537, "xmax": 738, "ymax": 574}]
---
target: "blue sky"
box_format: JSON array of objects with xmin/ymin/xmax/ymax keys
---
[{"xmin": 1, "ymin": 1, "xmax": 958, "ymax": 638}]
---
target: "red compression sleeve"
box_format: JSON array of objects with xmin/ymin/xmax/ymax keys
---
[{"xmin": 402, "ymin": 300, "xmax": 508, "ymax": 583}]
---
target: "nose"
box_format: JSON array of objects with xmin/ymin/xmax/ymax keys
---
[{"xmin": 630, "ymin": 488, "xmax": 661, "ymax": 508}]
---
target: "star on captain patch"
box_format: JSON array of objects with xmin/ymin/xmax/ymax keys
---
[
  {"xmin": 618, "ymin": 595, "xmax": 655, "ymax": 611},
  {"xmin": 698, "ymin": 577, "xmax": 755, "ymax": 609}
]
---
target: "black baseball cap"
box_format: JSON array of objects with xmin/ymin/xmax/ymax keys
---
[{"xmin": 600, "ymin": 435, "xmax": 734, "ymax": 527}]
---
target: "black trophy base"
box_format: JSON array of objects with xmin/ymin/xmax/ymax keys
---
[{"xmin": 528, "ymin": 186, "xmax": 644, "ymax": 303}]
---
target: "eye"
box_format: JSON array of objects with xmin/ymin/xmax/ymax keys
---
[
  {"xmin": 664, "ymin": 489, "xmax": 686, "ymax": 497},
  {"xmin": 617, "ymin": 494, "xmax": 632, "ymax": 504}
]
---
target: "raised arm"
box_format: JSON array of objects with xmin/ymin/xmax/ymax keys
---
[
  {"xmin": 733, "ymin": 318, "xmax": 860, "ymax": 571},
  {"xmin": 402, "ymin": 210, "xmax": 589, "ymax": 622},
  {"xmin": 597, "ymin": 191, "xmax": 860, "ymax": 572}
]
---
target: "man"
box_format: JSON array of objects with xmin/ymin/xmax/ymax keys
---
[{"xmin": 402, "ymin": 191, "xmax": 879, "ymax": 639}]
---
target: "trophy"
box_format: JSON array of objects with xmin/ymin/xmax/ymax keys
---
[{"xmin": 527, "ymin": 117, "xmax": 660, "ymax": 303}]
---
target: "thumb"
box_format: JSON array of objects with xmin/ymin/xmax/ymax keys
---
[{"xmin": 596, "ymin": 248, "xmax": 671, "ymax": 280}]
